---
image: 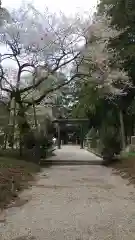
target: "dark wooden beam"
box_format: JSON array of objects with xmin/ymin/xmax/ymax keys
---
[{"xmin": 53, "ymin": 118, "xmax": 89, "ymax": 124}]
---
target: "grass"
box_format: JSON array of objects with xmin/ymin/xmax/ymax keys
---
[
  {"xmin": 0, "ymin": 157, "xmax": 41, "ymax": 209},
  {"xmin": 121, "ymin": 151, "xmax": 135, "ymax": 157}
]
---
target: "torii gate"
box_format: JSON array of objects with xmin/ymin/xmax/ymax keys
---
[{"xmin": 53, "ymin": 118, "xmax": 89, "ymax": 149}]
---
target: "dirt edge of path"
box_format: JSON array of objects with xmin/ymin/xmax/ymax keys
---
[
  {"xmin": 0, "ymin": 157, "xmax": 41, "ymax": 212},
  {"xmin": 109, "ymin": 156, "xmax": 135, "ymax": 186}
]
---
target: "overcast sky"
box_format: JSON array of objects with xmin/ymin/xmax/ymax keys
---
[
  {"xmin": 1, "ymin": 0, "xmax": 98, "ymax": 69},
  {"xmin": 3, "ymin": 0, "xmax": 98, "ymax": 16}
]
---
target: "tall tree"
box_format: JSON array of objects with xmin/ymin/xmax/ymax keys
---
[
  {"xmin": 71, "ymin": 14, "xmax": 130, "ymax": 150},
  {"xmin": 98, "ymin": 0, "xmax": 135, "ymax": 95},
  {"xmin": 0, "ymin": 4, "xmax": 91, "ymax": 147},
  {"xmin": 97, "ymin": 0, "xmax": 135, "ymax": 144}
]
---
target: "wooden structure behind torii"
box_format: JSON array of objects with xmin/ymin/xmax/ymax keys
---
[{"xmin": 53, "ymin": 118, "xmax": 89, "ymax": 149}]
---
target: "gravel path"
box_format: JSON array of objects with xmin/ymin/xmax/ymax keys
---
[
  {"xmin": 49, "ymin": 145, "xmax": 101, "ymax": 161},
  {"xmin": 1, "ymin": 146, "xmax": 135, "ymax": 240}
]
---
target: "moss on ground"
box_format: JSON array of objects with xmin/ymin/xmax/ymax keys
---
[{"xmin": 0, "ymin": 157, "xmax": 40, "ymax": 209}]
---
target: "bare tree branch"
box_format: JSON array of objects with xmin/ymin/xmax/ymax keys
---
[
  {"xmin": 6, "ymin": 40, "xmax": 21, "ymax": 68},
  {"xmin": 0, "ymin": 65, "xmax": 12, "ymax": 93},
  {"xmin": 23, "ymin": 72, "xmax": 90, "ymax": 108},
  {"xmin": 16, "ymin": 62, "xmax": 35, "ymax": 89},
  {"xmin": 19, "ymin": 52, "xmax": 81, "ymax": 94}
]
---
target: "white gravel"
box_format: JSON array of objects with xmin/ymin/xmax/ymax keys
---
[{"xmin": 0, "ymin": 146, "xmax": 135, "ymax": 240}]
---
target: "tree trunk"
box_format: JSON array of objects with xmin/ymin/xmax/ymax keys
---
[
  {"xmin": 19, "ymin": 129, "xmax": 23, "ymax": 157},
  {"xmin": 32, "ymin": 99, "xmax": 38, "ymax": 128},
  {"xmin": 11, "ymin": 98, "xmax": 17, "ymax": 149},
  {"xmin": 15, "ymin": 92, "xmax": 32, "ymax": 155},
  {"xmin": 119, "ymin": 110, "xmax": 126, "ymax": 150},
  {"xmin": 3, "ymin": 106, "xmax": 10, "ymax": 149}
]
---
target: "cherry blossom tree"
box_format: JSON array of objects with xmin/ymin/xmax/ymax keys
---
[
  {"xmin": 78, "ymin": 14, "xmax": 130, "ymax": 95},
  {"xmin": 71, "ymin": 14, "xmax": 131, "ymax": 150},
  {"xmin": 0, "ymin": 3, "xmax": 91, "ymax": 150},
  {"xmin": 0, "ymin": 4, "xmax": 90, "ymax": 105}
]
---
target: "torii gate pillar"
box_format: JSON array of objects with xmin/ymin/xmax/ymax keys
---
[
  {"xmin": 57, "ymin": 123, "xmax": 61, "ymax": 149},
  {"xmin": 80, "ymin": 124, "xmax": 84, "ymax": 149}
]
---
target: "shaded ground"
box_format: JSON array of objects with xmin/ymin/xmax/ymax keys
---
[
  {"xmin": 111, "ymin": 154, "xmax": 135, "ymax": 186},
  {"xmin": 0, "ymin": 146, "xmax": 135, "ymax": 239},
  {"xmin": 0, "ymin": 157, "xmax": 40, "ymax": 210}
]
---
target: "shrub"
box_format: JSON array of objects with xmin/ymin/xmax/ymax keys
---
[
  {"xmin": 0, "ymin": 132, "xmax": 54, "ymax": 164},
  {"xmin": 99, "ymin": 126, "xmax": 121, "ymax": 165}
]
